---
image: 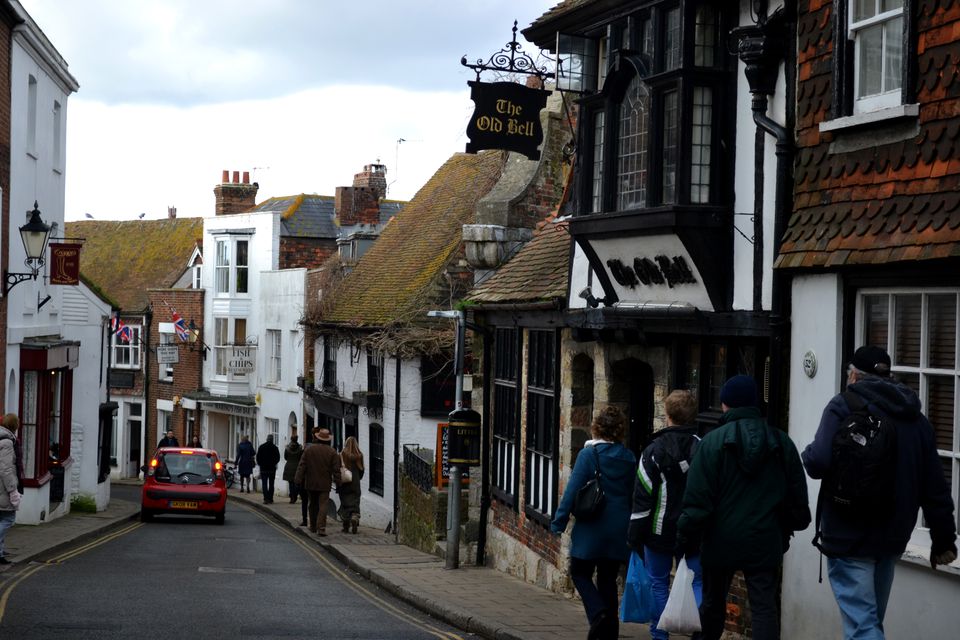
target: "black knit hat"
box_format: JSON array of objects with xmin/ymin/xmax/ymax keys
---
[
  {"xmin": 719, "ymin": 374, "xmax": 759, "ymax": 409},
  {"xmin": 851, "ymin": 345, "xmax": 891, "ymax": 377}
]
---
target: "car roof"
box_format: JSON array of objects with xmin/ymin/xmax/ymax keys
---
[{"xmin": 155, "ymin": 447, "xmax": 219, "ymax": 457}]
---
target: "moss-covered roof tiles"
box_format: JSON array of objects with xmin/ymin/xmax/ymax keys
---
[
  {"xmin": 468, "ymin": 219, "xmax": 570, "ymax": 305},
  {"xmin": 320, "ymin": 152, "xmax": 505, "ymax": 327},
  {"xmin": 64, "ymin": 217, "xmax": 204, "ymax": 311}
]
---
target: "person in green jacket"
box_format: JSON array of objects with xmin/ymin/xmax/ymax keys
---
[{"xmin": 677, "ymin": 375, "xmax": 809, "ymax": 640}]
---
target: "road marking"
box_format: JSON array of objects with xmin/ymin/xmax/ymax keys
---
[
  {"xmin": 198, "ymin": 567, "xmax": 255, "ymax": 574},
  {"xmin": 0, "ymin": 521, "xmax": 143, "ymax": 625},
  {"xmin": 242, "ymin": 504, "xmax": 465, "ymax": 640}
]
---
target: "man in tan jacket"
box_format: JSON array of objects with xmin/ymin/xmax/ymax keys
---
[{"xmin": 294, "ymin": 428, "xmax": 341, "ymax": 536}]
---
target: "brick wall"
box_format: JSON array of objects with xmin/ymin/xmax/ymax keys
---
[
  {"xmin": 146, "ymin": 289, "xmax": 204, "ymax": 447},
  {"xmin": 278, "ymin": 237, "xmax": 336, "ymax": 270}
]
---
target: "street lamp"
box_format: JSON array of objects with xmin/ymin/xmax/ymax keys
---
[{"xmin": 4, "ymin": 202, "xmax": 53, "ymax": 295}]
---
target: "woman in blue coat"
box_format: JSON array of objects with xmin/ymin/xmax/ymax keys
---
[
  {"xmin": 552, "ymin": 406, "xmax": 637, "ymax": 639},
  {"xmin": 236, "ymin": 434, "xmax": 256, "ymax": 493}
]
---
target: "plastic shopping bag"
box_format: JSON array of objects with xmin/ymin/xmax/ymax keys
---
[
  {"xmin": 620, "ymin": 551, "xmax": 655, "ymax": 623},
  {"xmin": 656, "ymin": 557, "xmax": 701, "ymax": 633},
  {"xmin": 252, "ymin": 465, "xmax": 261, "ymax": 480}
]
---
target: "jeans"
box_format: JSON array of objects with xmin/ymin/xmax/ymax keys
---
[
  {"xmin": 645, "ymin": 547, "xmax": 703, "ymax": 640},
  {"xmin": 260, "ymin": 472, "xmax": 275, "ymax": 502},
  {"xmin": 827, "ymin": 555, "xmax": 898, "ymax": 640},
  {"xmin": 0, "ymin": 510, "xmax": 16, "ymax": 558},
  {"xmin": 701, "ymin": 566, "xmax": 779, "ymax": 640},
  {"xmin": 307, "ymin": 490, "xmax": 330, "ymax": 533},
  {"xmin": 569, "ymin": 556, "xmax": 622, "ymax": 639}
]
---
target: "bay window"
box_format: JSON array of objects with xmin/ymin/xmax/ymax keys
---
[{"xmin": 215, "ymin": 237, "xmax": 250, "ymax": 295}]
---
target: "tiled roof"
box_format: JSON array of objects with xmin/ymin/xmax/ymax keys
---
[
  {"xmin": 780, "ymin": 0, "xmax": 960, "ymax": 269},
  {"xmin": 468, "ymin": 219, "xmax": 570, "ymax": 305},
  {"xmin": 526, "ymin": 1, "xmax": 588, "ymax": 32},
  {"xmin": 65, "ymin": 218, "xmax": 204, "ymax": 311},
  {"xmin": 250, "ymin": 195, "xmax": 403, "ymax": 239},
  {"xmin": 319, "ymin": 152, "xmax": 505, "ymax": 327}
]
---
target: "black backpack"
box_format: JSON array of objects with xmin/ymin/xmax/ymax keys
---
[{"xmin": 814, "ymin": 391, "xmax": 897, "ymax": 554}]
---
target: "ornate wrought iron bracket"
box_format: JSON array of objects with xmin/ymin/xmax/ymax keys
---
[{"xmin": 461, "ymin": 20, "xmax": 554, "ymax": 87}]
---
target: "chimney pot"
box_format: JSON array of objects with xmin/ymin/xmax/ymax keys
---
[
  {"xmin": 243, "ymin": 171, "xmax": 250, "ymax": 184},
  {"xmin": 232, "ymin": 171, "xmax": 240, "ymax": 184},
  {"xmin": 222, "ymin": 170, "xmax": 229, "ymax": 183}
]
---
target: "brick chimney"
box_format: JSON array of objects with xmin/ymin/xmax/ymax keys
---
[
  {"xmin": 213, "ymin": 169, "xmax": 259, "ymax": 215},
  {"xmin": 334, "ymin": 163, "xmax": 386, "ymax": 226}
]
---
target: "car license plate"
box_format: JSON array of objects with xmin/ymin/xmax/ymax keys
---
[{"xmin": 170, "ymin": 500, "xmax": 198, "ymax": 509}]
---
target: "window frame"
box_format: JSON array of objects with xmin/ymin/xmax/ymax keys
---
[
  {"xmin": 158, "ymin": 332, "xmax": 174, "ymax": 382},
  {"xmin": 492, "ymin": 327, "xmax": 522, "ymax": 507},
  {"xmin": 214, "ymin": 236, "xmax": 250, "ymax": 296},
  {"xmin": 322, "ymin": 336, "xmax": 338, "ymax": 393},
  {"xmin": 849, "ymin": 1, "xmax": 905, "ymax": 114},
  {"xmin": 112, "ymin": 325, "xmax": 142, "ymax": 370},
  {"xmin": 854, "ymin": 287, "xmax": 960, "ymax": 543},
  {"xmin": 523, "ymin": 329, "xmax": 560, "ymax": 525},
  {"xmin": 266, "ymin": 329, "xmax": 282, "ymax": 384},
  {"xmin": 369, "ymin": 422, "xmax": 385, "ymax": 496}
]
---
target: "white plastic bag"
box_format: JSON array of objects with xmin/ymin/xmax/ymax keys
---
[
  {"xmin": 252, "ymin": 465, "xmax": 261, "ymax": 480},
  {"xmin": 657, "ymin": 557, "xmax": 701, "ymax": 634}
]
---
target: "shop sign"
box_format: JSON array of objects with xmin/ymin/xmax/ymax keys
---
[
  {"xmin": 49, "ymin": 243, "xmax": 82, "ymax": 285},
  {"xmin": 435, "ymin": 423, "xmax": 471, "ymax": 488},
  {"xmin": 156, "ymin": 345, "xmax": 180, "ymax": 364},
  {"xmin": 465, "ymin": 81, "xmax": 549, "ymax": 160},
  {"xmin": 227, "ymin": 346, "xmax": 256, "ymax": 374}
]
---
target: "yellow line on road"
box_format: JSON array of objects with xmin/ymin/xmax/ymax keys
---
[
  {"xmin": 0, "ymin": 520, "xmax": 143, "ymax": 625},
  {"xmin": 243, "ymin": 504, "xmax": 465, "ymax": 640}
]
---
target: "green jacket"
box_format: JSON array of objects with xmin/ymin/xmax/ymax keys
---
[{"xmin": 677, "ymin": 407, "xmax": 810, "ymax": 569}]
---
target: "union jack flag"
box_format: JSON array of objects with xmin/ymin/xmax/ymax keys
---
[
  {"xmin": 111, "ymin": 314, "xmax": 131, "ymax": 343},
  {"xmin": 172, "ymin": 309, "xmax": 190, "ymax": 342}
]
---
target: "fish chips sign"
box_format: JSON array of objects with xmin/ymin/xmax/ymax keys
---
[{"xmin": 465, "ymin": 81, "xmax": 549, "ymax": 161}]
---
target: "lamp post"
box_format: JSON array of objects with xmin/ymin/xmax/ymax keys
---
[{"xmin": 4, "ymin": 202, "xmax": 53, "ymax": 295}]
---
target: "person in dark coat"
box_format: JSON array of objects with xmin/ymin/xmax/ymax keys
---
[
  {"xmin": 158, "ymin": 430, "xmax": 179, "ymax": 448},
  {"xmin": 235, "ymin": 435, "xmax": 256, "ymax": 493},
  {"xmin": 802, "ymin": 346, "xmax": 957, "ymax": 639},
  {"xmin": 256, "ymin": 434, "xmax": 281, "ymax": 504},
  {"xmin": 337, "ymin": 436, "xmax": 364, "ymax": 534},
  {"xmin": 189, "ymin": 435, "xmax": 202, "ymax": 448},
  {"xmin": 283, "ymin": 434, "xmax": 304, "ymax": 507},
  {"xmin": 628, "ymin": 390, "xmax": 703, "ymax": 640},
  {"xmin": 294, "ymin": 428, "xmax": 341, "ymax": 536},
  {"xmin": 551, "ymin": 406, "xmax": 637, "ymax": 640},
  {"xmin": 678, "ymin": 375, "xmax": 810, "ymax": 640}
]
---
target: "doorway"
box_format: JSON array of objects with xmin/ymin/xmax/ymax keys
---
[
  {"xmin": 610, "ymin": 358, "xmax": 654, "ymax": 460},
  {"xmin": 127, "ymin": 402, "xmax": 143, "ymax": 478}
]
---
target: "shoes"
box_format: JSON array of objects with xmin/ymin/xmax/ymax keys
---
[
  {"xmin": 342, "ymin": 521, "xmax": 350, "ymax": 533},
  {"xmin": 0, "ymin": 557, "xmax": 10, "ymax": 565},
  {"xmin": 308, "ymin": 525, "xmax": 317, "ymax": 533},
  {"xmin": 351, "ymin": 518, "xmax": 359, "ymax": 534},
  {"xmin": 300, "ymin": 520, "xmax": 308, "ymax": 527},
  {"xmin": 290, "ymin": 498, "xmax": 297, "ymax": 504},
  {"xmin": 318, "ymin": 532, "xmax": 327, "ymax": 537}
]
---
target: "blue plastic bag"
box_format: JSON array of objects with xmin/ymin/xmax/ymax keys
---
[{"xmin": 620, "ymin": 550, "xmax": 655, "ymax": 623}]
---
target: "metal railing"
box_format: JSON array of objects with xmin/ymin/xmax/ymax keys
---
[{"xmin": 402, "ymin": 444, "xmax": 434, "ymax": 494}]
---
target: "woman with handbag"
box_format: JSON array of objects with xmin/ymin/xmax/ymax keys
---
[
  {"xmin": 236, "ymin": 434, "xmax": 256, "ymax": 493},
  {"xmin": 337, "ymin": 436, "xmax": 364, "ymax": 534},
  {"xmin": 552, "ymin": 406, "xmax": 637, "ymax": 639}
]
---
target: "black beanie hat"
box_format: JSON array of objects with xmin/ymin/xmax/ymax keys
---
[
  {"xmin": 719, "ymin": 374, "xmax": 759, "ymax": 409},
  {"xmin": 851, "ymin": 345, "xmax": 891, "ymax": 377}
]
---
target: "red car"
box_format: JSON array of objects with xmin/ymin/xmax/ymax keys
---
[{"xmin": 141, "ymin": 447, "xmax": 227, "ymax": 524}]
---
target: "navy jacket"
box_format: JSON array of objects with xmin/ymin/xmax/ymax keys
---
[
  {"xmin": 236, "ymin": 441, "xmax": 256, "ymax": 475},
  {"xmin": 628, "ymin": 425, "xmax": 700, "ymax": 554},
  {"xmin": 803, "ymin": 377, "xmax": 956, "ymax": 557},
  {"xmin": 551, "ymin": 441, "xmax": 636, "ymax": 561}
]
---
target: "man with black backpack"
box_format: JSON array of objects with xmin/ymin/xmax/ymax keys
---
[{"xmin": 803, "ymin": 345, "xmax": 957, "ymax": 639}]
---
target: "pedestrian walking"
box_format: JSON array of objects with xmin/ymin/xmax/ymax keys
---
[
  {"xmin": 236, "ymin": 434, "xmax": 256, "ymax": 493},
  {"xmin": 0, "ymin": 414, "xmax": 22, "ymax": 565},
  {"xmin": 2, "ymin": 414, "xmax": 23, "ymax": 494},
  {"xmin": 551, "ymin": 406, "xmax": 637, "ymax": 640},
  {"xmin": 283, "ymin": 434, "xmax": 304, "ymax": 508},
  {"xmin": 337, "ymin": 436, "xmax": 364, "ymax": 534},
  {"xmin": 294, "ymin": 428, "xmax": 341, "ymax": 537},
  {"xmin": 628, "ymin": 390, "xmax": 703, "ymax": 639},
  {"xmin": 802, "ymin": 346, "xmax": 957, "ymax": 639},
  {"xmin": 189, "ymin": 435, "xmax": 202, "ymax": 448},
  {"xmin": 158, "ymin": 430, "xmax": 179, "ymax": 448},
  {"xmin": 256, "ymin": 434, "xmax": 281, "ymax": 504},
  {"xmin": 677, "ymin": 375, "xmax": 810, "ymax": 640}
]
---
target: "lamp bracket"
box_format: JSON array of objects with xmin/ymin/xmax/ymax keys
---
[{"xmin": 3, "ymin": 271, "xmax": 36, "ymax": 296}]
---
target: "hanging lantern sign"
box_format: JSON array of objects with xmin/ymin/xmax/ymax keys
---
[
  {"xmin": 465, "ymin": 81, "xmax": 549, "ymax": 160},
  {"xmin": 49, "ymin": 243, "xmax": 82, "ymax": 285}
]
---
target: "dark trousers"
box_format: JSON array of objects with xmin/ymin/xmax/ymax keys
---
[
  {"xmin": 307, "ymin": 490, "xmax": 330, "ymax": 532},
  {"xmin": 701, "ymin": 566, "xmax": 780, "ymax": 640},
  {"xmin": 261, "ymin": 472, "xmax": 275, "ymax": 502},
  {"xmin": 569, "ymin": 556, "xmax": 621, "ymax": 639}
]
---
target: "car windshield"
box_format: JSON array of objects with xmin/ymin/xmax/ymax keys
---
[{"xmin": 156, "ymin": 453, "xmax": 215, "ymax": 484}]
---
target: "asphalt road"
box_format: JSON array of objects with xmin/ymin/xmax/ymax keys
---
[{"xmin": 0, "ymin": 489, "xmax": 468, "ymax": 640}]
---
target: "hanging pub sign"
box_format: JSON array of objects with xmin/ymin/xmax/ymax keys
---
[
  {"xmin": 465, "ymin": 81, "xmax": 549, "ymax": 161},
  {"xmin": 49, "ymin": 243, "xmax": 81, "ymax": 285}
]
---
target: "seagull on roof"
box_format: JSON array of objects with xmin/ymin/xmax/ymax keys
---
[{"xmin": 138, "ymin": 213, "xmax": 146, "ymax": 219}]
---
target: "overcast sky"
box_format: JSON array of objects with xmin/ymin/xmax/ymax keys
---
[{"xmin": 19, "ymin": 0, "xmax": 558, "ymax": 220}]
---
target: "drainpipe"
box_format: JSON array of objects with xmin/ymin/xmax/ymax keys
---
[
  {"xmin": 393, "ymin": 354, "xmax": 401, "ymax": 542},
  {"xmin": 734, "ymin": 5, "xmax": 794, "ymax": 426}
]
